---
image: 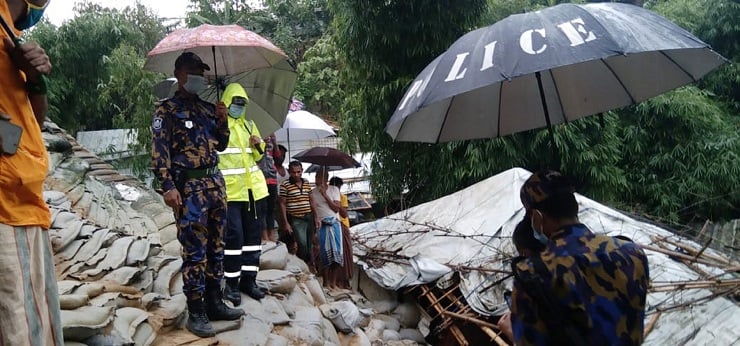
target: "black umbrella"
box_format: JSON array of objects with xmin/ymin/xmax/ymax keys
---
[
  {"xmin": 385, "ymin": 3, "xmax": 726, "ymax": 158},
  {"xmin": 293, "ymin": 147, "xmax": 360, "ymax": 169}
]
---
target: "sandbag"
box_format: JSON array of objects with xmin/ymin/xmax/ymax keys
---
[
  {"xmin": 257, "ymin": 269, "xmax": 297, "ymax": 294},
  {"xmin": 61, "ymin": 306, "xmax": 115, "ymax": 342},
  {"xmin": 304, "ymin": 275, "xmax": 327, "ymax": 306},
  {"xmin": 392, "ymin": 302, "xmax": 421, "ymax": 328},
  {"xmin": 58, "ymin": 294, "xmax": 90, "ymax": 310},
  {"xmin": 398, "ymin": 328, "xmax": 426, "ymax": 344},
  {"xmin": 320, "ymin": 301, "xmax": 372, "ymax": 334},
  {"xmin": 260, "ymin": 241, "xmax": 289, "ymax": 270},
  {"xmin": 285, "ymin": 254, "xmax": 310, "ymax": 275}
]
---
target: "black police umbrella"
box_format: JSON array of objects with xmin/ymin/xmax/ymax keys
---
[{"xmin": 385, "ymin": 3, "xmax": 726, "ymax": 158}]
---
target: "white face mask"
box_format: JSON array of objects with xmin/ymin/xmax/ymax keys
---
[{"xmin": 183, "ymin": 74, "xmax": 207, "ymax": 94}]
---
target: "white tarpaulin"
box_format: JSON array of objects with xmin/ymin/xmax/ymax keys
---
[{"xmin": 352, "ymin": 168, "xmax": 740, "ymax": 345}]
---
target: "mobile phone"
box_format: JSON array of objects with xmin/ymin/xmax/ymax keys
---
[
  {"xmin": 504, "ymin": 290, "xmax": 512, "ymax": 308},
  {"xmin": 0, "ymin": 117, "xmax": 22, "ymax": 155}
]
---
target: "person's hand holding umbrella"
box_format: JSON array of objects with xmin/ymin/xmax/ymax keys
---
[{"xmin": 215, "ymin": 101, "xmax": 227, "ymax": 122}]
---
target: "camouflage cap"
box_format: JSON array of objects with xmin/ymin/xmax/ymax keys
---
[{"xmin": 520, "ymin": 170, "xmax": 575, "ymax": 209}]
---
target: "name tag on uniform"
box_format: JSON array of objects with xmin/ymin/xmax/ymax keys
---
[{"xmin": 185, "ymin": 120, "xmax": 193, "ymax": 129}]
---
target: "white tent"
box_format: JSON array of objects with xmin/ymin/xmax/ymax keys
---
[{"xmin": 352, "ymin": 168, "xmax": 740, "ymax": 345}]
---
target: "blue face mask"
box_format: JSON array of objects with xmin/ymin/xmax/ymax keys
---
[
  {"xmin": 228, "ymin": 104, "xmax": 245, "ymax": 118},
  {"xmin": 14, "ymin": 0, "xmax": 47, "ymax": 30},
  {"xmin": 183, "ymin": 74, "xmax": 207, "ymax": 95},
  {"xmin": 531, "ymin": 213, "xmax": 549, "ymax": 245}
]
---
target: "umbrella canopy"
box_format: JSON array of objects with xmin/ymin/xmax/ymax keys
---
[
  {"xmin": 275, "ymin": 110, "xmax": 336, "ymax": 155},
  {"xmin": 144, "ymin": 24, "xmax": 288, "ymax": 76},
  {"xmin": 152, "ymin": 59, "xmax": 297, "ymax": 135},
  {"xmin": 293, "ymin": 147, "xmax": 360, "ymax": 169},
  {"xmin": 385, "ymin": 2, "xmax": 726, "ymax": 144}
]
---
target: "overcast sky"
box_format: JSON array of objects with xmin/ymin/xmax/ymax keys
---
[{"xmin": 45, "ymin": 0, "xmax": 191, "ymax": 26}]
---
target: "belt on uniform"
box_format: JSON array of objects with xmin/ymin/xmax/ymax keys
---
[{"xmin": 183, "ymin": 166, "xmax": 219, "ymax": 179}]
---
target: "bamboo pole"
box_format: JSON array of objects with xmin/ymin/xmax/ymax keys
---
[
  {"xmin": 643, "ymin": 312, "xmax": 661, "ymax": 338},
  {"xmin": 480, "ymin": 326, "xmax": 511, "ymax": 346},
  {"xmin": 638, "ymin": 243, "xmax": 722, "ymax": 267},
  {"xmin": 653, "ymin": 235, "xmax": 737, "ymax": 267},
  {"xmin": 442, "ymin": 311, "xmax": 512, "ymax": 345}
]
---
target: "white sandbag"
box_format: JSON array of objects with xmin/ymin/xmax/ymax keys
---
[
  {"xmin": 276, "ymin": 306, "xmax": 324, "ymax": 346},
  {"xmin": 262, "ymin": 295, "xmax": 291, "ymax": 325},
  {"xmin": 398, "ymin": 328, "xmax": 426, "ymax": 344},
  {"xmin": 59, "ymin": 294, "xmax": 90, "ymax": 310},
  {"xmin": 337, "ymin": 327, "xmax": 372, "ymax": 346},
  {"xmin": 285, "ymin": 254, "xmax": 310, "ymax": 275},
  {"xmin": 112, "ymin": 307, "xmax": 149, "ymax": 344},
  {"xmin": 321, "ymin": 317, "xmax": 342, "ymax": 346},
  {"xmin": 375, "ymin": 314, "xmax": 401, "ymax": 331},
  {"xmin": 304, "ymin": 275, "xmax": 327, "ymax": 305},
  {"xmin": 266, "ymin": 333, "xmax": 290, "ymax": 346},
  {"xmin": 392, "ymin": 302, "xmax": 421, "ymax": 328},
  {"xmin": 260, "ymin": 241, "xmax": 289, "ymax": 270},
  {"xmin": 299, "ymin": 282, "xmax": 315, "ymax": 306},
  {"xmin": 321, "ymin": 300, "xmax": 372, "ymax": 334},
  {"xmin": 257, "ymin": 269, "xmax": 297, "ymax": 294},
  {"xmin": 61, "ymin": 306, "xmax": 115, "ymax": 341},
  {"xmin": 382, "ymin": 329, "xmax": 401, "ymax": 342}
]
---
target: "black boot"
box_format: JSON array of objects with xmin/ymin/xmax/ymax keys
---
[
  {"xmin": 186, "ymin": 298, "xmax": 214, "ymax": 338},
  {"xmin": 205, "ymin": 287, "xmax": 244, "ymax": 321},
  {"xmin": 240, "ymin": 275, "xmax": 265, "ymax": 300},
  {"xmin": 224, "ymin": 278, "xmax": 241, "ymax": 306}
]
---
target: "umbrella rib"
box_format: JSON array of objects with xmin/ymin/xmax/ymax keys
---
[
  {"xmin": 547, "ymin": 69, "xmax": 567, "ymax": 123},
  {"xmin": 435, "ymin": 98, "xmax": 455, "ymax": 143},
  {"xmin": 496, "ymin": 82, "xmax": 503, "ymax": 137},
  {"xmin": 658, "ymin": 50, "xmax": 698, "ymax": 82},
  {"xmin": 600, "ymin": 58, "xmax": 636, "ymax": 105}
]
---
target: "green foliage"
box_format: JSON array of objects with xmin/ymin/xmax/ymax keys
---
[
  {"xmin": 295, "ymin": 32, "xmax": 344, "ymax": 119},
  {"xmin": 187, "ymin": 0, "xmax": 330, "ymax": 62},
  {"xmin": 29, "ymin": 3, "xmax": 171, "ymax": 133},
  {"xmin": 617, "ymin": 87, "xmax": 740, "ymax": 223},
  {"xmin": 330, "ymin": 0, "xmax": 489, "ymax": 204}
]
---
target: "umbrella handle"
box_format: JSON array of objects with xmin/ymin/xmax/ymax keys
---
[{"xmin": 212, "ymin": 45, "xmax": 219, "ymax": 100}]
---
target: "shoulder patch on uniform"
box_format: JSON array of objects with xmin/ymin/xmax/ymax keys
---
[{"xmin": 152, "ymin": 116, "xmax": 163, "ymax": 131}]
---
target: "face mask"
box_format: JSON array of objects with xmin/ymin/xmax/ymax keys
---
[
  {"xmin": 531, "ymin": 212, "xmax": 549, "ymax": 245},
  {"xmin": 183, "ymin": 74, "xmax": 207, "ymax": 94},
  {"xmin": 228, "ymin": 104, "xmax": 245, "ymax": 118},
  {"xmin": 14, "ymin": 0, "xmax": 46, "ymax": 30}
]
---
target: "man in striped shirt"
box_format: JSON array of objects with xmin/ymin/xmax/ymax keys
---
[{"xmin": 279, "ymin": 160, "xmax": 314, "ymax": 267}]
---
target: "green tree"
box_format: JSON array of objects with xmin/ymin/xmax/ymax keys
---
[
  {"xmin": 187, "ymin": 0, "xmax": 330, "ymax": 62},
  {"xmin": 29, "ymin": 3, "xmax": 171, "ymax": 133},
  {"xmin": 294, "ymin": 32, "xmax": 344, "ymax": 119},
  {"xmin": 617, "ymin": 87, "xmax": 740, "ymax": 223}
]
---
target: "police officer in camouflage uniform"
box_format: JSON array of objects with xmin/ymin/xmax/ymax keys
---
[
  {"xmin": 498, "ymin": 170, "xmax": 649, "ymax": 346},
  {"xmin": 151, "ymin": 52, "xmax": 244, "ymax": 338}
]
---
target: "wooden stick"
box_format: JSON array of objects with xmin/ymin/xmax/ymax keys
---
[
  {"xmin": 638, "ymin": 243, "xmax": 722, "ymax": 267},
  {"xmin": 643, "ymin": 312, "xmax": 661, "ymax": 338},
  {"xmin": 442, "ymin": 310, "xmax": 500, "ymax": 330},
  {"xmin": 695, "ymin": 220, "xmax": 710, "ymax": 240},
  {"xmin": 692, "ymin": 237, "xmax": 713, "ymax": 263},
  {"xmin": 654, "ymin": 235, "xmax": 736, "ymax": 266},
  {"xmin": 480, "ymin": 326, "xmax": 511, "ymax": 346}
]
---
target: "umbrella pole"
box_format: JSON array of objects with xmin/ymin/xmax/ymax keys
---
[
  {"xmin": 535, "ymin": 71, "xmax": 560, "ymax": 170},
  {"xmin": 287, "ymin": 128, "xmax": 291, "ymax": 160},
  {"xmin": 212, "ymin": 45, "xmax": 220, "ymax": 100}
]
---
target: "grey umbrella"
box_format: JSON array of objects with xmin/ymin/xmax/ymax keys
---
[{"xmin": 385, "ymin": 3, "xmax": 726, "ymax": 150}]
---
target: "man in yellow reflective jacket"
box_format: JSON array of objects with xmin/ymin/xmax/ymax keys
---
[{"xmin": 218, "ymin": 83, "xmax": 269, "ymax": 304}]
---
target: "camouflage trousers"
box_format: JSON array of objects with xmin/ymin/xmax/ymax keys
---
[{"xmin": 176, "ymin": 187, "xmax": 227, "ymax": 301}]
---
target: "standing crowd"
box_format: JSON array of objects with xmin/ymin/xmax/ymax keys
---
[{"xmin": 150, "ymin": 51, "xmax": 354, "ymax": 337}]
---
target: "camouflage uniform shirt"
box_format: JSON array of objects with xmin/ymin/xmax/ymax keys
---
[
  {"xmin": 512, "ymin": 224, "xmax": 649, "ymax": 346},
  {"xmin": 151, "ymin": 91, "xmax": 230, "ymax": 193}
]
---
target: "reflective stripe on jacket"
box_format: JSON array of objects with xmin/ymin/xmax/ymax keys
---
[{"xmin": 217, "ymin": 84, "xmax": 269, "ymax": 201}]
